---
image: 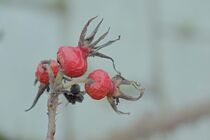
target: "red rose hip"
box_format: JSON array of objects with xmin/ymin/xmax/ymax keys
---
[
  {"xmin": 25, "ymin": 60, "xmax": 59, "ymax": 112},
  {"xmin": 57, "ymin": 46, "xmax": 88, "ymax": 77},
  {"xmin": 36, "ymin": 60, "xmax": 59, "ymax": 84},
  {"xmin": 85, "ymin": 69, "xmax": 145, "ymax": 115},
  {"xmin": 85, "ymin": 69, "xmax": 112, "ymax": 100},
  {"xmin": 57, "ymin": 17, "xmax": 121, "ymax": 78}
]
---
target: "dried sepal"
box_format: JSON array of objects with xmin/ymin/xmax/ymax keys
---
[
  {"xmin": 107, "ymin": 96, "xmax": 130, "ymax": 115},
  {"xmin": 107, "ymin": 74, "xmax": 145, "ymax": 115},
  {"xmin": 78, "ymin": 17, "xmax": 121, "ymax": 74},
  {"xmin": 78, "ymin": 16, "xmax": 98, "ymax": 46},
  {"xmin": 112, "ymin": 74, "xmax": 145, "ymax": 101},
  {"xmin": 90, "ymin": 52, "xmax": 121, "ymax": 75},
  {"xmin": 25, "ymin": 83, "xmax": 49, "ymax": 112},
  {"xmin": 84, "ymin": 19, "xmax": 103, "ymax": 45}
]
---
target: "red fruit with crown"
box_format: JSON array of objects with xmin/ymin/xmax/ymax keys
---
[
  {"xmin": 85, "ymin": 69, "xmax": 144, "ymax": 114},
  {"xmin": 57, "ymin": 17, "xmax": 120, "ymax": 78},
  {"xmin": 36, "ymin": 60, "xmax": 59, "ymax": 84},
  {"xmin": 85, "ymin": 69, "xmax": 112, "ymax": 100},
  {"xmin": 57, "ymin": 46, "xmax": 89, "ymax": 77}
]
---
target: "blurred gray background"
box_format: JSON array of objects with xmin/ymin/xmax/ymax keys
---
[{"xmin": 0, "ymin": 0, "xmax": 210, "ymax": 140}]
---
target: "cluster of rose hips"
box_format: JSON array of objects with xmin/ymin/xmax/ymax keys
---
[{"xmin": 26, "ymin": 17, "xmax": 145, "ymax": 115}]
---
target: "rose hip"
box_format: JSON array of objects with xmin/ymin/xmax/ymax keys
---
[
  {"xmin": 85, "ymin": 69, "xmax": 112, "ymax": 100},
  {"xmin": 85, "ymin": 69, "xmax": 145, "ymax": 114},
  {"xmin": 36, "ymin": 60, "xmax": 59, "ymax": 84},
  {"xmin": 25, "ymin": 60, "xmax": 59, "ymax": 112},
  {"xmin": 57, "ymin": 17, "xmax": 120, "ymax": 78}
]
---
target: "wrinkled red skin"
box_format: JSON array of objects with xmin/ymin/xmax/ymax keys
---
[
  {"xmin": 57, "ymin": 46, "xmax": 90, "ymax": 77},
  {"xmin": 36, "ymin": 60, "xmax": 59, "ymax": 84},
  {"xmin": 85, "ymin": 69, "xmax": 113, "ymax": 100}
]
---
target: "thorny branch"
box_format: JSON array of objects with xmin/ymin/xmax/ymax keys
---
[
  {"xmin": 44, "ymin": 65, "xmax": 73, "ymax": 140},
  {"xmin": 44, "ymin": 64, "xmax": 91, "ymax": 140},
  {"xmin": 45, "ymin": 64, "xmax": 61, "ymax": 140},
  {"xmin": 46, "ymin": 93, "xmax": 58, "ymax": 140}
]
